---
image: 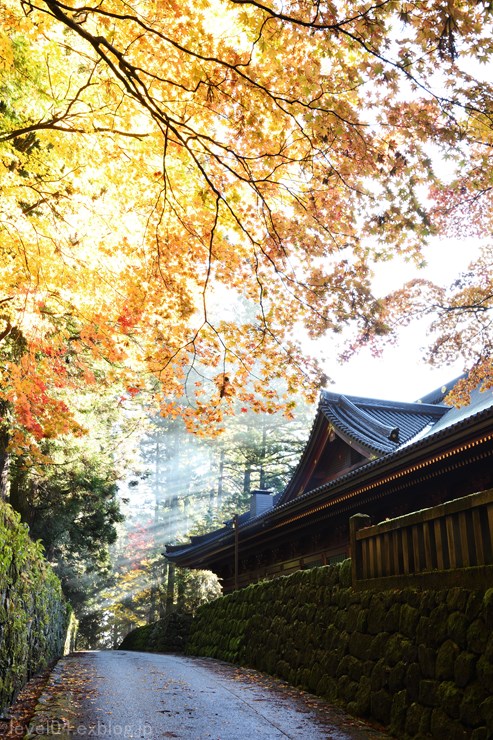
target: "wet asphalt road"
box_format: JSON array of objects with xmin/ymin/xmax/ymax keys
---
[{"xmin": 33, "ymin": 651, "xmax": 389, "ymax": 740}]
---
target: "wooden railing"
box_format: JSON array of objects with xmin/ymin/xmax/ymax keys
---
[{"xmin": 350, "ymin": 488, "xmax": 493, "ymax": 590}]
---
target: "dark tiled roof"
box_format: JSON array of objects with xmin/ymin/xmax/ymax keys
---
[
  {"xmin": 415, "ymin": 375, "xmax": 465, "ymax": 405},
  {"xmin": 166, "ymin": 509, "xmax": 254, "ymax": 558},
  {"xmin": 274, "ymin": 384, "xmax": 493, "ymax": 514},
  {"xmin": 320, "ymin": 391, "xmax": 448, "ymax": 455},
  {"xmin": 166, "ymin": 375, "xmax": 493, "ymax": 562},
  {"xmin": 166, "ymin": 526, "xmax": 227, "ymax": 555},
  {"xmin": 422, "ymin": 383, "xmax": 493, "ymax": 437}
]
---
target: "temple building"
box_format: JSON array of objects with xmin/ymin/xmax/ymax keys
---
[{"xmin": 165, "ymin": 376, "xmax": 493, "ymax": 592}]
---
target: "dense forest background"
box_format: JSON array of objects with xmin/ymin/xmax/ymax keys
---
[{"xmin": 4, "ymin": 392, "xmax": 313, "ymax": 647}]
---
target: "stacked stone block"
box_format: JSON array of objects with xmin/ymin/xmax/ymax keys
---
[
  {"xmin": 119, "ymin": 611, "xmax": 193, "ymax": 653},
  {"xmin": 187, "ymin": 560, "xmax": 493, "ymax": 738},
  {"xmin": 0, "ymin": 500, "xmax": 75, "ymax": 714}
]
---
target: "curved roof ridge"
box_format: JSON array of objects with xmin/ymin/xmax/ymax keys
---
[
  {"xmin": 272, "ymin": 393, "xmax": 493, "ymax": 515},
  {"xmin": 321, "ymin": 389, "xmax": 449, "ymax": 416},
  {"xmin": 320, "ymin": 390, "xmax": 449, "ymax": 456},
  {"xmin": 338, "ymin": 394, "xmax": 400, "ymax": 442}
]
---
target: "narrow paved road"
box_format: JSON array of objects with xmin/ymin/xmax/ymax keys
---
[{"xmin": 29, "ymin": 651, "xmax": 389, "ymax": 740}]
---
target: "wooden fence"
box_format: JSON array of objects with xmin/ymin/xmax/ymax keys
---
[{"xmin": 350, "ymin": 488, "xmax": 493, "ymax": 590}]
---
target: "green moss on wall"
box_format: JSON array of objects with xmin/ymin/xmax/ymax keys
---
[
  {"xmin": 186, "ymin": 561, "xmax": 493, "ymax": 738},
  {"xmin": 0, "ymin": 500, "xmax": 74, "ymax": 714},
  {"xmin": 118, "ymin": 623, "xmax": 155, "ymax": 651},
  {"xmin": 118, "ymin": 611, "xmax": 193, "ymax": 653}
]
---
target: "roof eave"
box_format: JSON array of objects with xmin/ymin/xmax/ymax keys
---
[{"xmin": 165, "ymin": 403, "xmax": 493, "ymax": 568}]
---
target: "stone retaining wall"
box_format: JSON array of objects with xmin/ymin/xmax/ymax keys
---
[
  {"xmin": 187, "ymin": 560, "xmax": 493, "ymax": 738},
  {"xmin": 0, "ymin": 500, "xmax": 76, "ymax": 713},
  {"xmin": 118, "ymin": 611, "xmax": 193, "ymax": 653}
]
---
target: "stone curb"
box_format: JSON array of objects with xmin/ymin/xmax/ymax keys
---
[{"xmin": 25, "ymin": 658, "xmax": 77, "ymax": 739}]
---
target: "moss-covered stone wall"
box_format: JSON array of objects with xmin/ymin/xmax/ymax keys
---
[
  {"xmin": 118, "ymin": 611, "xmax": 193, "ymax": 653},
  {"xmin": 0, "ymin": 500, "xmax": 76, "ymax": 713},
  {"xmin": 187, "ymin": 560, "xmax": 493, "ymax": 738}
]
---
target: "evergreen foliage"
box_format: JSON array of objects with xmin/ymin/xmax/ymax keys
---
[
  {"xmin": 4, "ymin": 390, "xmax": 137, "ymax": 645},
  {"xmin": 98, "ymin": 404, "xmax": 308, "ymax": 648},
  {"xmin": 9, "ymin": 446, "xmax": 124, "ymax": 611},
  {"xmin": 140, "ymin": 400, "xmax": 312, "ymax": 545}
]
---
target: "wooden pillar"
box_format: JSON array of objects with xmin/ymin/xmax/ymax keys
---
[
  {"xmin": 350, "ymin": 514, "xmax": 371, "ymax": 588},
  {"xmin": 177, "ymin": 573, "xmax": 186, "ymax": 611},
  {"xmin": 160, "ymin": 560, "xmax": 168, "ymax": 618}
]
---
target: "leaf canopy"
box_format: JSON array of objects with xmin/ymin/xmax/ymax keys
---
[{"xmin": 1, "ymin": 0, "xmax": 492, "ymax": 455}]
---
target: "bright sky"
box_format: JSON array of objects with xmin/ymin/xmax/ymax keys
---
[{"xmin": 320, "ymin": 238, "xmax": 482, "ymax": 402}]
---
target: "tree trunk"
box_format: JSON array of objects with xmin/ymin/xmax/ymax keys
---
[
  {"xmin": 259, "ymin": 417, "xmax": 267, "ymax": 490},
  {"xmin": 159, "ymin": 561, "xmax": 168, "ymax": 618},
  {"xmin": 177, "ymin": 575, "xmax": 185, "ymax": 611},
  {"xmin": 217, "ymin": 447, "xmax": 225, "ymax": 508},
  {"xmin": 8, "ymin": 458, "xmax": 32, "ymax": 526},
  {"xmin": 0, "ymin": 428, "xmax": 10, "ymax": 501},
  {"xmin": 147, "ymin": 503, "xmax": 161, "ymax": 622},
  {"xmin": 166, "ymin": 562, "xmax": 175, "ymax": 613},
  {"xmin": 243, "ymin": 464, "xmax": 251, "ymax": 496}
]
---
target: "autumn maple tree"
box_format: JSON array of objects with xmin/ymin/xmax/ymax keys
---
[{"xmin": 1, "ymin": 0, "xmax": 493, "ymax": 477}]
